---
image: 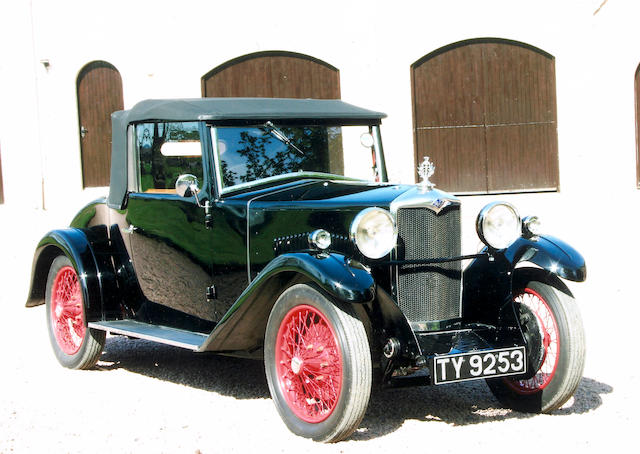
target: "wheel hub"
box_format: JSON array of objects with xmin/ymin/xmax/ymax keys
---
[
  {"xmin": 291, "ymin": 356, "xmax": 303, "ymax": 375},
  {"xmin": 508, "ymin": 287, "xmax": 560, "ymax": 393}
]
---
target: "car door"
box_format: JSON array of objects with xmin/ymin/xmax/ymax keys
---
[{"xmin": 125, "ymin": 121, "xmax": 217, "ymax": 327}]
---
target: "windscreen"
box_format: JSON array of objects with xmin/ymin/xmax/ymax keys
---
[{"xmin": 213, "ymin": 124, "xmax": 380, "ymax": 191}]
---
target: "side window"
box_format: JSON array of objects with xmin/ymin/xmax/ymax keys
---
[{"xmin": 135, "ymin": 122, "xmax": 203, "ymax": 193}]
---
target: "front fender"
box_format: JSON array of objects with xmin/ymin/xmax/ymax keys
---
[
  {"xmin": 463, "ymin": 234, "xmax": 585, "ymax": 326},
  {"xmin": 504, "ymin": 235, "xmax": 586, "ymax": 282},
  {"xmin": 243, "ymin": 252, "xmax": 376, "ymax": 307},
  {"xmin": 199, "ymin": 252, "xmax": 375, "ymax": 353}
]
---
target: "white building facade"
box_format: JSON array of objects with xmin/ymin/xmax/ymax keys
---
[{"xmin": 1, "ymin": 0, "xmax": 639, "ymax": 252}]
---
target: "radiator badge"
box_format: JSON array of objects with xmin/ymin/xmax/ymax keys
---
[
  {"xmin": 418, "ymin": 156, "xmax": 436, "ymax": 192},
  {"xmin": 431, "ymin": 198, "xmax": 451, "ymax": 210}
]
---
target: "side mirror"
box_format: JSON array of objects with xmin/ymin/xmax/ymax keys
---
[{"xmin": 175, "ymin": 174, "xmax": 200, "ymax": 198}]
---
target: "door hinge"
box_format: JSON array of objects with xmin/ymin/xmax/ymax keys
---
[
  {"xmin": 204, "ymin": 201, "xmax": 213, "ymax": 229},
  {"xmin": 206, "ymin": 285, "xmax": 217, "ymax": 301}
]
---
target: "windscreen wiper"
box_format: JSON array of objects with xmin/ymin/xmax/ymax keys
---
[{"xmin": 264, "ymin": 121, "xmax": 305, "ymax": 156}]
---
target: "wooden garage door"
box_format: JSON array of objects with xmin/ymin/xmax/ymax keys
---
[
  {"xmin": 77, "ymin": 61, "xmax": 124, "ymax": 188},
  {"xmin": 412, "ymin": 39, "xmax": 559, "ymax": 194},
  {"xmin": 201, "ymin": 51, "xmax": 340, "ymax": 99}
]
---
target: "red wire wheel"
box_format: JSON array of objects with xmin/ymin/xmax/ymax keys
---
[
  {"xmin": 274, "ymin": 304, "xmax": 343, "ymax": 423},
  {"xmin": 50, "ymin": 265, "xmax": 86, "ymax": 355},
  {"xmin": 486, "ymin": 273, "xmax": 585, "ymax": 414},
  {"xmin": 506, "ymin": 287, "xmax": 560, "ymax": 394},
  {"xmin": 265, "ymin": 284, "xmax": 372, "ymax": 441}
]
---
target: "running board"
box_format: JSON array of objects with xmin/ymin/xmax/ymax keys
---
[{"xmin": 88, "ymin": 320, "xmax": 208, "ymax": 351}]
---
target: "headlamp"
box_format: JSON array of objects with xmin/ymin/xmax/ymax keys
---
[
  {"xmin": 476, "ymin": 202, "xmax": 521, "ymax": 250},
  {"xmin": 350, "ymin": 208, "xmax": 397, "ymax": 259}
]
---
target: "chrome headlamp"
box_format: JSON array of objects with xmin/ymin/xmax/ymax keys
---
[
  {"xmin": 350, "ymin": 207, "xmax": 397, "ymax": 259},
  {"xmin": 476, "ymin": 202, "xmax": 521, "ymax": 250}
]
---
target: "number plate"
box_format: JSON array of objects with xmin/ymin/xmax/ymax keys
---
[{"xmin": 432, "ymin": 346, "xmax": 526, "ymax": 385}]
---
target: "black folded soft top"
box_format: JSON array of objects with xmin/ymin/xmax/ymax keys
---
[{"xmin": 108, "ymin": 98, "xmax": 386, "ymax": 209}]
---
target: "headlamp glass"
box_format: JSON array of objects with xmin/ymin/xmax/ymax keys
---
[
  {"xmin": 350, "ymin": 208, "xmax": 397, "ymax": 259},
  {"xmin": 477, "ymin": 202, "xmax": 521, "ymax": 250}
]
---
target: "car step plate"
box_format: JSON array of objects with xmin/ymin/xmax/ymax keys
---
[
  {"xmin": 432, "ymin": 346, "xmax": 526, "ymax": 385},
  {"xmin": 88, "ymin": 320, "xmax": 208, "ymax": 351}
]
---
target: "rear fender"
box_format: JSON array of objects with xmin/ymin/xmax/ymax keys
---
[
  {"xmin": 26, "ymin": 227, "xmax": 116, "ymax": 321},
  {"xmin": 199, "ymin": 252, "xmax": 375, "ymax": 353}
]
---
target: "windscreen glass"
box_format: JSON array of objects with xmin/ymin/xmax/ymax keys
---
[{"xmin": 213, "ymin": 124, "xmax": 379, "ymax": 190}]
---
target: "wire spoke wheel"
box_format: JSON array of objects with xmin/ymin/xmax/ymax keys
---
[
  {"xmin": 265, "ymin": 284, "xmax": 371, "ymax": 442},
  {"xmin": 486, "ymin": 271, "xmax": 585, "ymax": 413},
  {"xmin": 45, "ymin": 255, "xmax": 105, "ymax": 370},
  {"xmin": 275, "ymin": 305, "xmax": 343, "ymax": 423},
  {"xmin": 506, "ymin": 288, "xmax": 559, "ymax": 394},
  {"xmin": 50, "ymin": 266, "xmax": 86, "ymax": 355}
]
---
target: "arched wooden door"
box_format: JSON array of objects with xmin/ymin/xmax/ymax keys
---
[
  {"xmin": 77, "ymin": 61, "xmax": 124, "ymax": 187},
  {"xmin": 201, "ymin": 51, "xmax": 340, "ymax": 99},
  {"xmin": 412, "ymin": 39, "xmax": 559, "ymax": 194}
]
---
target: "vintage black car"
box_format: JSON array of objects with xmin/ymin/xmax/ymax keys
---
[{"xmin": 26, "ymin": 98, "xmax": 586, "ymax": 442}]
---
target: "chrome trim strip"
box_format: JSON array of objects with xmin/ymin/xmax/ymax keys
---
[
  {"xmin": 414, "ymin": 327, "xmax": 471, "ymax": 336},
  {"xmin": 223, "ymin": 172, "xmax": 363, "ymax": 195},
  {"xmin": 209, "ymin": 126, "xmax": 224, "ymax": 197},
  {"xmin": 372, "ymin": 125, "xmax": 388, "ymax": 182}
]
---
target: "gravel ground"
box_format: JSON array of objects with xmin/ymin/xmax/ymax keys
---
[{"xmin": 0, "ymin": 205, "xmax": 637, "ymax": 454}]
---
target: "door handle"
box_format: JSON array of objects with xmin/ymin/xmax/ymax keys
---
[{"xmin": 80, "ymin": 126, "xmax": 88, "ymax": 138}]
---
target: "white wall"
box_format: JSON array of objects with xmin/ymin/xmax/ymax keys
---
[
  {"xmin": 0, "ymin": 0, "xmax": 43, "ymax": 209},
  {"xmin": 1, "ymin": 0, "xmax": 639, "ymax": 237}
]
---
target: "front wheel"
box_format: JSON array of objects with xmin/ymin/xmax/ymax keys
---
[
  {"xmin": 487, "ymin": 273, "xmax": 585, "ymax": 413},
  {"xmin": 45, "ymin": 255, "xmax": 105, "ymax": 369},
  {"xmin": 264, "ymin": 284, "xmax": 372, "ymax": 442}
]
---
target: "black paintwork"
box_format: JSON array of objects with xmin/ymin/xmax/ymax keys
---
[{"xmin": 26, "ymin": 98, "xmax": 587, "ymax": 386}]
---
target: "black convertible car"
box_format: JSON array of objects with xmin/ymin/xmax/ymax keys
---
[{"xmin": 26, "ymin": 98, "xmax": 586, "ymax": 442}]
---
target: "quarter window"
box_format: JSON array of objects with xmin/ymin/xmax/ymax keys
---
[{"xmin": 135, "ymin": 122, "xmax": 203, "ymax": 193}]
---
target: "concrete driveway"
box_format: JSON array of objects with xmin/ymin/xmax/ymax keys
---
[{"xmin": 0, "ymin": 202, "xmax": 636, "ymax": 453}]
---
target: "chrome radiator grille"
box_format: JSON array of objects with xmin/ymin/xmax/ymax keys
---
[{"xmin": 395, "ymin": 206, "xmax": 462, "ymax": 324}]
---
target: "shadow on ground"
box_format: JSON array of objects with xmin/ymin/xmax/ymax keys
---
[
  {"xmin": 352, "ymin": 376, "xmax": 611, "ymax": 440},
  {"xmin": 97, "ymin": 336, "xmax": 612, "ymax": 440}
]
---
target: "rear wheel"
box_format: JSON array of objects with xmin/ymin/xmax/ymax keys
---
[
  {"xmin": 264, "ymin": 284, "xmax": 371, "ymax": 442},
  {"xmin": 45, "ymin": 255, "xmax": 105, "ymax": 369},
  {"xmin": 487, "ymin": 273, "xmax": 585, "ymax": 413}
]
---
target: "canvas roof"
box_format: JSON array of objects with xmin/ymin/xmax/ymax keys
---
[{"xmin": 107, "ymin": 98, "xmax": 386, "ymax": 209}]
